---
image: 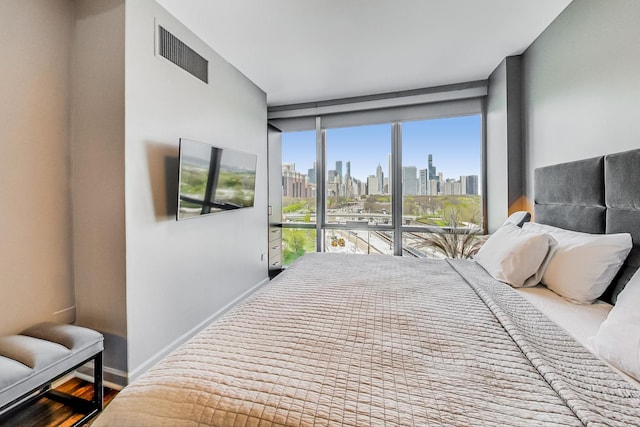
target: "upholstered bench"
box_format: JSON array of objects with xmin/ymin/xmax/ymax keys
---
[{"xmin": 0, "ymin": 322, "xmax": 104, "ymax": 425}]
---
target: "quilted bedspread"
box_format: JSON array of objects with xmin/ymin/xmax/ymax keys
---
[{"xmin": 94, "ymin": 253, "xmax": 640, "ymax": 426}]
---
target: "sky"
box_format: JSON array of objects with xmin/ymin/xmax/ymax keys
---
[{"xmin": 282, "ymin": 115, "xmax": 481, "ymax": 183}]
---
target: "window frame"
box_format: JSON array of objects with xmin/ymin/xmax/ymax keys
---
[{"xmin": 275, "ymin": 96, "xmax": 487, "ymax": 259}]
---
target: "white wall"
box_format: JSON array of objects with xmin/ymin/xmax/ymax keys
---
[
  {"xmin": 124, "ymin": 0, "xmax": 268, "ymax": 377},
  {"xmin": 0, "ymin": 0, "xmax": 75, "ymax": 335},
  {"xmin": 70, "ymin": 0, "xmax": 268, "ymax": 383},
  {"xmin": 523, "ymin": 0, "xmax": 640, "ymax": 208}
]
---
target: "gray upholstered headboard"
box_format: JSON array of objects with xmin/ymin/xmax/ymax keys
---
[{"xmin": 534, "ymin": 148, "xmax": 640, "ymax": 305}]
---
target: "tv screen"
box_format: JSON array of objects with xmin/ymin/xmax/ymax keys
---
[{"xmin": 177, "ymin": 138, "xmax": 257, "ymax": 220}]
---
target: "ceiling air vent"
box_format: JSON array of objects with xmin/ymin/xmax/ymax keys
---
[{"xmin": 158, "ymin": 26, "xmax": 208, "ymax": 84}]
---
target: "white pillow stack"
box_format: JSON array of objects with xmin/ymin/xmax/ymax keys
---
[
  {"xmin": 523, "ymin": 223, "xmax": 632, "ymax": 304},
  {"xmin": 592, "ymin": 269, "xmax": 640, "ymax": 382},
  {"xmin": 474, "ymin": 223, "xmax": 557, "ymax": 288}
]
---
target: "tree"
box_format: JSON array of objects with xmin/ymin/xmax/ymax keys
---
[
  {"xmin": 282, "ymin": 229, "xmax": 315, "ymax": 265},
  {"xmin": 363, "ymin": 196, "xmax": 378, "ymax": 212},
  {"xmin": 283, "ymin": 229, "xmax": 306, "ymax": 264},
  {"xmin": 418, "ymin": 208, "xmax": 483, "ymax": 259}
]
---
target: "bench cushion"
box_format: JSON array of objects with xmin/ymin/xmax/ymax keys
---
[
  {"xmin": 21, "ymin": 323, "xmax": 102, "ymax": 352},
  {"xmin": 0, "ymin": 357, "xmax": 31, "ymax": 391},
  {"xmin": 0, "ymin": 336, "xmax": 70, "ymax": 370},
  {"xmin": 0, "ymin": 323, "xmax": 103, "ymax": 409}
]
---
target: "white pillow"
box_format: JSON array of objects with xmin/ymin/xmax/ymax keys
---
[
  {"xmin": 523, "ymin": 222, "xmax": 632, "ymax": 304},
  {"xmin": 474, "ymin": 223, "xmax": 557, "ymax": 288},
  {"xmin": 592, "ymin": 269, "xmax": 640, "ymax": 381}
]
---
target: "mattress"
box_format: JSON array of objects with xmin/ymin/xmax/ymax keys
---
[
  {"xmin": 516, "ymin": 285, "xmax": 640, "ymax": 388},
  {"xmin": 94, "ymin": 253, "xmax": 640, "ymax": 426},
  {"xmin": 516, "ymin": 286, "xmax": 612, "ymax": 351}
]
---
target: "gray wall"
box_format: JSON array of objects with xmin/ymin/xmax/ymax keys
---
[
  {"xmin": 124, "ymin": 0, "xmax": 268, "ymax": 378},
  {"xmin": 523, "ymin": 0, "xmax": 640, "ymax": 210},
  {"xmin": 71, "ymin": 0, "xmax": 127, "ymax": 381},
  {"xmin": 0, "ymin": 0, "xmax": 76, "ymax": 335},
  {"xmin": 486, "ymin": 60, "xmax": 509, "ymax": 232},
  {"xmin": 486, "ymin": 56, "xmax": 524, "ymax": 232}
]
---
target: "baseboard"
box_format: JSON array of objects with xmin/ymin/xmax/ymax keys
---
[
  {"xmin": 75, "ymin": 370, "xmax": 124, "ymax": 391},
  {"xmin": 75, "ymin": 362, "xmax": 128, "ymax": 389},
  {"xmin": 127, "ymin": 277, "xmax": 269, "ymax": 382},
  {"xmin": 52, "ymin": 372, "xmax": 77, "ymax": 388}
]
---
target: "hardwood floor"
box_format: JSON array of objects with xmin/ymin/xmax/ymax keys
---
[{"xmin": 1, "ymin": 377, "xmax": 118, "ymax": 427}]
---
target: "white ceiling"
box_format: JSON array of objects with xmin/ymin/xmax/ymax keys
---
[{"xmin": 156, "ymin": 0, "xmax": 572, "ymax": 106}]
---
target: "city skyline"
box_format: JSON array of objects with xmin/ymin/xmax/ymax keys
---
[
  {"xmin": 282, "ymin": 115, "xmax": 481, "ymax": 184},
  {"xmin": 283, "ymin": 152, "xmax": 479, "ymax": 198}
]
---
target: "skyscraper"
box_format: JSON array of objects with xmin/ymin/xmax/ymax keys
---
[
  {"xmin": 376, "ymin": 164, "xmax": 384, "ymax": 194},
  {"xmin": 466, "ymin": 175, "xmax": 479, "ymax": 195},
  {"xmin": 419, "ymin": 169, "xmax": 428, "ymax": 195},
  {"xmin": 327, "ymin": 170, "xmax": 336, "ymax": 184},
  {"xmin": 335, "ymin": 161, "xmax": 342, "ymax": 184},
  {"xmin": 443, "ymin": 179, "xmax": 462, "ymax": 195},
  {"xmin": 345, "ymin": 161, "xmax": 352, "ymax": 196},
  {"xmin": 403, "ymin": 166, "xmax": 418, "ymax": 196},
  {"xmin": 428, "ymin": 154, "xmax": 440, "ymax": 193},
  {"xmin": 429, "ymin": 179, "xmax": 438, "ymax": 196},
  {"xmin": 428, "ymin": 154, "xmax": 437, "ymax": 181},
  {"xmin": 367, "ymin": 175, "xmax": 380, "ymax": 195}
]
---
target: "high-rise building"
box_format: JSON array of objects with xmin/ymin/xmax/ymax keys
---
[
  {"xmin": 344, "ymin": 161, "xmax": 352, "ymax": 196},
  {"xmin": 460, "ymin": 176, "xmax": 467, "ymax": 195},
  {"xmin": 466, "ymin": 175, "xmax": 479, "ymax": 195},
  {"xmin": 335, "ymin": 161, "xmax": 342, "ymax": 184},
  {"xmin": 419, "ymin": 169, "xmax": 428, "ymax": 195},
  {"xmin": 443, "ymin": 180, "xmax": 451, "ymax": 195},
  {"xmin": 308, "ymin": 167, "xmax": 316, "ymax": 184},
  {"xmin": 376, "ymin": 164, "xmax": 384, "ymax": 194},
  {"xmin": 428, "ymin": 154, "xmax": 437, "ymax": 181},
  {"xmin": 428, "ymin": 154, "xmax": 441, "ymax": 193},
  {"xmin": 359, "ymin": 180, "xmax": 367, "ymax": 196},
  {"xmin": 282, "ymin": 164, "xmax": 311, "ymax": 198},
  {"xmin": 443, "ymin": 179, "xmax": 462, "ymax": 195},
  {"xmin": 367, "ymin": 175, "xmax": 380, "ymax": 195},
  {"xmin": 282, "ymin": 163, "xmax": 296, "ymax": 173},
  {"xmin": 403, "ymin": 166, "xmax": 418, "ymax": 196},
  {"xmin": 429, "ymin": 179, "xmax": 438, "ymax": 196},
  {"xmin": 327, "ymin": 170, "xmax": 336, "ymax": 184}
]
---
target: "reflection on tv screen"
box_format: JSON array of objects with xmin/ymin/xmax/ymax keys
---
[{"xmin": 177, "ymin": 138, "xmax": 257, "ymax": 220}]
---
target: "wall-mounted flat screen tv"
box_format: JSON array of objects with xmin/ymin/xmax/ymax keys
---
[{"xmin": 177, "ymin": 138, "xmax": 257, "ymax": 220}]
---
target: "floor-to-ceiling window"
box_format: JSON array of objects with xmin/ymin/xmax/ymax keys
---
[
  {"xmin": 400, "ymin": 115, "xmax": 483, "ymax": 258},
  {"xmin": 281, "ymin": 130, "xmax": 317, "ymax": 265},
  {"xmin": 273, "ymin": 92, "xmax": 485, "ymax": 261},
  {"xmin": 323, "ymin": 124, "xmax": 395, "ymax": 255}
]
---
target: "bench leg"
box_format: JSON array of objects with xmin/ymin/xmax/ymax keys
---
[
  {"xmin": 94, "ymin": 351, "xmax": 104, "ymax": 410},
  {"xmin": 46, "ymin": 351, "xmax": 104, "ymax": 426}
]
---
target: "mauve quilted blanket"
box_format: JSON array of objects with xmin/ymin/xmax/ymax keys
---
[{"xmin": 94, "ymin": 253, "xmax": 640, "ymax": 426}]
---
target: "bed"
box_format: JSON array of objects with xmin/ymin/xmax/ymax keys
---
[{"xmin": 94, "ymin": 149, "xmax": 640, "ymax": 426}]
